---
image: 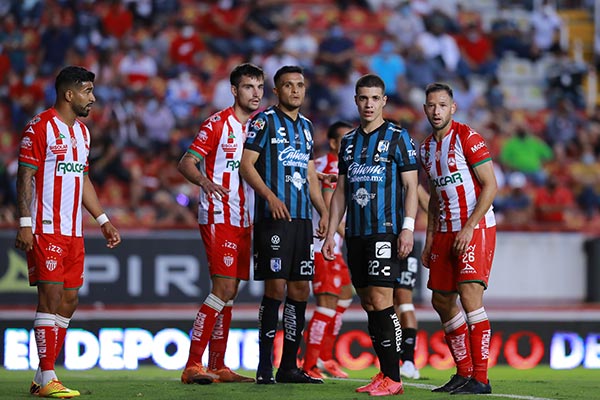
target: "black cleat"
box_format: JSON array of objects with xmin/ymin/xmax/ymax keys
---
[
  {"xmin": 451, "ymin": 378, "xmax": 492, "ymax": 395},
  {"xmin": 275, "ymin": 367, "xmax": 324, "ymax": 384},
  {"xmin": 432, "ymin": 374, "xmax": 470, "ymax": 392},
  {"xmin": 256, "ymin": 369, "xmax": 275, "ymax": 384}
]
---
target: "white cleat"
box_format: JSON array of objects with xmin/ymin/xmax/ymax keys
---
[{"xmin": 400, "ymin": 360, "xmax": 420, "ymax": 379}]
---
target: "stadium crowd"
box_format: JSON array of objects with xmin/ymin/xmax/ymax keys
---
[{"xmin": 1, "ymin": 0, "xmax": 599, "ymax": 232}]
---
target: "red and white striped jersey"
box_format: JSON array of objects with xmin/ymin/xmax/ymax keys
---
[
  {"xmin": 313, "ymin": 152, "xmax": 343, "ymax": 254},
  {"xmin": 186, "ymin": 107, "xmax": 250, "ymax": 227},
  {"xmin": 420, "ymin": 120, "xmax": 496, "ymax": 232},
  {"xmin": 18, "ymin": 108, "xmax": 91, "ymax": 237}
]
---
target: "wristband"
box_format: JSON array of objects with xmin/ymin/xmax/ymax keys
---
[
  {"xmin": 402, "ymin": 217, "xmax": 415, "ymax": 232},
  {"xmin": 96, "ymin": 213, "xmax": 109, "ymax": 226},
  {"xmin": 19, "ymin": 217, "xmax": 32, "ymax": 228}
]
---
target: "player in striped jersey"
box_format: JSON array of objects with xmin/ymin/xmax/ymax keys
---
[
  {"xmin": 323, "ymin": 74, "xmax": 419, "ymax": 396},
  {"xmin": 178, "ymin": 63, "xmax": 265, "ymax": 385},
  {"xmin": 15, "ymin": 66, "xmax": 121, "ymax": 398},
  {"xmin": 420, "ymin": 82, "xmax": 497, "ymax": 395},
  {"xmin": 241, "ymin": 65, "xmax": 328, "ymax": 385}
]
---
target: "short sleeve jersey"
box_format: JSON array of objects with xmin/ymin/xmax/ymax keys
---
[
  {"xmin": 18, "ymin": 108, "xmax": 91, "ymax": 237},
  {"xmin": 338, "ymin": 121, "xmax": 418, "ymax": 237},
  {"xmin": 186, "ymin": 106, "xmax": 251, "ymax": 227},
  {"xmin": 245, "ymin": 106, "xmax": 314, "ymax": 221},
  {"xmin": 419, "ymin": 120, "xmax": 496, "ymax": 232}
]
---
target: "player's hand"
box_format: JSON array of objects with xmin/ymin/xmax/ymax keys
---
[
  {"xmin": 101, "ymin": 222, "xmax": 121, "ymax": 249},
  {"xmin": 267, "ymin": 195, "xmax": 291, "ymax": 221},
  {"xmin": 15, "ymin": 228, "xmax": 34, "ymax": 252},
  {"xmin": 315, "ymin": 212, "xmax": 329, "ymax": 239},
  {"xmin": 317, "ymin": 172, "xmax": 337, "ymax": 185},
  {"xmin": 397, "ymin": 229, "xmax": 414, "ymax": 259},
  {"xmin": 322, "ymin": 237, "xmax": 336, "ymax": 261},
  {"xmin": 200, "ymin": 180, "xmax": 230, "ymax": 200},
  {"xmin": 453, "ymin": 226, "xmax": 474, "ymax": 256}
]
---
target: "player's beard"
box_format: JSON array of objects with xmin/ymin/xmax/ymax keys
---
[{"xmin": 73, "ymin": 103, "xmax": 91, "ymax": 117}]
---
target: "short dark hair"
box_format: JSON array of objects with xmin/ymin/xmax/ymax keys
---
[
  {"xmin": 425, "ymin": 82, "xmax": 453, "ymax": 99},
  {"xmin": 327, "ymin": 120, "xmax": 352, "ymax": 140},
  {"xmin": 55, "ymin": 66, "xmax": 95, "ymax": 94},
  {"xmin": 273, "ymin": 65, "xmax": 303, "ymax": 87},
  {"xmin": 230, "ymin": 63, "xmax": 264, "ymax": 87},
  {"xmin": 355, "ymin": 74, "xmax": 385, "ymax": 94}
]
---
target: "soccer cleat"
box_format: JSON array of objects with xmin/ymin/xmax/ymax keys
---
[
  {"xmin": 356, "ymin": 372, "xmax": 384, "ymax": 393},
  {"xmin": 30, "ymin": 380, "xmax": 41, "ymax": 396},
  {"xmin": 181, "ymin": 363, "xmax": 219, "ymax": 385},
  {"xmin": 209, "ymin": 366, "xmax": 255, "ymax": 383},
  {"xmin": 368, "ymin": 376, "xmax": 404, "ymax": 397},
  {"xmin": 432, "ymin": 374, "xmax": 470, "ymax": 393},
  {"xmin": 400, "ymin": 360, "xmax": 420, "ymax": 379},
  {"xmin": 275, "ymin": 367, "xmax": 324, "ymax": 384},
  {"xmin": 306, "ymin": 366, "xmax": 325, "ymax": 380},
  {"xmin": 450, "ymin": 378, "xmax": 492, "ymax": 395},
  {"xmin": 37, "ymin": 379, "xmax": 80, "ymax": 398},
  {"xmin": 256, "ymin": 369, "xmax": 275, "ymax": 385},
  {"xmin": 318, "ymin": 359, "xmax": 349, "ymax": 379}
]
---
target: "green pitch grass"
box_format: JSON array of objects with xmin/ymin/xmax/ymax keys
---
[{"xmin": 0, "ymin": 365, "xmax": 596, "ymax": 399}]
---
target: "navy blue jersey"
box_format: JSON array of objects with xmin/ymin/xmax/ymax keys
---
[
  {"xmin": 338, "ymin": 121, "xmax": 418, "ymax": 237},
  {"xmin": 245, "ymin": 106, "xmax": 315, "ymax": 221}
]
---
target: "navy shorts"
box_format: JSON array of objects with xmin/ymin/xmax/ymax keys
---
[{"xmin": 253, "ymin": 218, "xmax": 314, "ymax": 281}]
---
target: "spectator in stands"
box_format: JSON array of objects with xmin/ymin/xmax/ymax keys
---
[
  {"xmin": 369, "ymin": 41, "xmax": 406, "ymax": 104},
  {"xmin": 533, "ymin": 175, "xmax": 580, "ymax": 229},
  {"xmin": 500, "ymin": 124, "xmax": 553, "ymax": 185},
  {"xmin": 140, "ymin": 93, "xmax": 176, "ymax": 152},
  {"xmin": 495, "ymin": 172, "xmax": 533, "ymax": 229},
  {"xmin": 165, "ymin": 68, "xmax": 206, "ymax": 127},
  {"xmin": 102, "ymin": 0, "xmax": 134, "ymax": 40},
  {"xmin": 200, "ymin": 0, "xmax": 251, "ymax": 58},
  {"xmin": 405, "ymin": 44, "xmax": 444, "ymax": 90},
  {"xmin": 385, "ymin": 1, "xmax": 425, "ymax": 51},
  {"xmin": 545, "ymin": 98, "xmax": 586, "ymax": 152},
  {"xmin": 0, "ymin": 15, "xmax": 29, "ymax": 74},
  {"xmin": 529, "ymin": 0, "xmax": 563, "ymax": 59},
  {"xmin": 455, "ymin": 22, "xmax": 498, "ymax": 78},
  {"xmin": 415, "ymin": 15, "xmax": 462, "ymax": 79},
  {"xmin": 242, "ymin": 0, "xmax": 287, "ymax": 55},
  {"xmin": 317, "ymin": 23, "xmax": 355, "ymax": 81},
  {"xmin": 489, "ymin": 15, "xmax": 530, "ymax": 59},
  {"xmin": 169, "ymin": 22, "xmax": 205, "ymax": 68},
  {"xmin": 118, "ymin": 44, "xmax": 158, "ymax": 89},
  {"xmin": 39, "ymin": 13, "xmax": 72, "ymax": 76},
  {"xmin": 546, "ymin": 49, "xmax": 588, "ymax": 110},
  {"xmin": 281, "ymin": 19, "xmax": 319, "ymax": 71},
  {"xmin": 569, "ymin": 143, "xmax": 600, "ymax": 218}
]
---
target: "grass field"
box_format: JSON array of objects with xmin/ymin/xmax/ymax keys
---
[{"xmin": 0, "ymin": 365, "xmax": 596, "ymax": 399}]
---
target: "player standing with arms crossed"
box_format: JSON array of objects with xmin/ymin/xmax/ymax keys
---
[
  {"xmin": 178, "ymin": 63, "xmax": 265, "ymax": 385},
  {"xmin": 323, "ymin": 74, "xmax": 419, "ymax": 396},
  {"xmin": 15, "ymin": 66, "xmax": 121, "ymax": 398},
  {"xmin": 240, "ymin": 65, "xmax": 328, "ymax": 384},
  {"xmin": 420, "ymin": 82, "xmax": 497, "ymax": 395}
]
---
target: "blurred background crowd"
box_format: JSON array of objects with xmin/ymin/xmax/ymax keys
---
[{"xmin": 1, "ymin": 0, "xmax": 600, "ymax": 232}]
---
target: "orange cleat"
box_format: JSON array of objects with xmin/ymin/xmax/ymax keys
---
[
  {"xmin": 181, "ymin": 364, "xmax": 219, "ymax": 385},
  {"xmin": 319, "ymin": 359, "xmax": 349, "ymax": 379},
  {"xmin": 368, "ymin": 376, "xmax": 404, "ymax": 397},
  {"xmin": 209, "ymin": 367, "xmax": 255, "ymax": 383},
  {"xmin": 356, "ymin": 372, "xmax": 384, "ymax": 393}
]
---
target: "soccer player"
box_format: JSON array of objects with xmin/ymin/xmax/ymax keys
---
[
  {"xmin": 178, "ymin": 63, "xmax": 265, "ymax": 385},
  {"xmin": 303, "ymin": 121, "xmax": 354, "ymax": 380},
  {"xmin": 323, "ymin": 74, "xmax": 419, "ymax": 396},
  {"xmin": 420, "ymin": 82, "xmax": 497, "ymax": 394},
  {"xmin": 240, "ymin": 65, "xmax": 328, "ymax": 385},
  {"xmin": 14, "ymin": 66, "xmax": 121, "ymax": 398}
]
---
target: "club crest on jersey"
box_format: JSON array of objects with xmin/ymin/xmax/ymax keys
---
[
  {"xmin": 221, "ymin": 142, "xmax": 237, "ymax": 153},
  {"xmin": 377, "ymin": 140, "xmax": 390, "ymax": 153},
  {"xmin": 270, "ymin": 258, "xmax": 282, "ymax": 272}
]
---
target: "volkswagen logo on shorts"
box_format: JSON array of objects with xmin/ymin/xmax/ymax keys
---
[{"xmin": 271, "ymin": 235, "xmax": 280, "ymax": 244}]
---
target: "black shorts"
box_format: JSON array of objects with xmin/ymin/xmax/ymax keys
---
[
  {"xmin": 394, "ymin": 252, "xmax": 419, "ymax": 290},
  {"xmin": 346, "ymin": 234, "xmax": 400, "ymax": 289},
  {"xmin": 253, "ymin": 218, "xmax": 314, "ymax": 281}
]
